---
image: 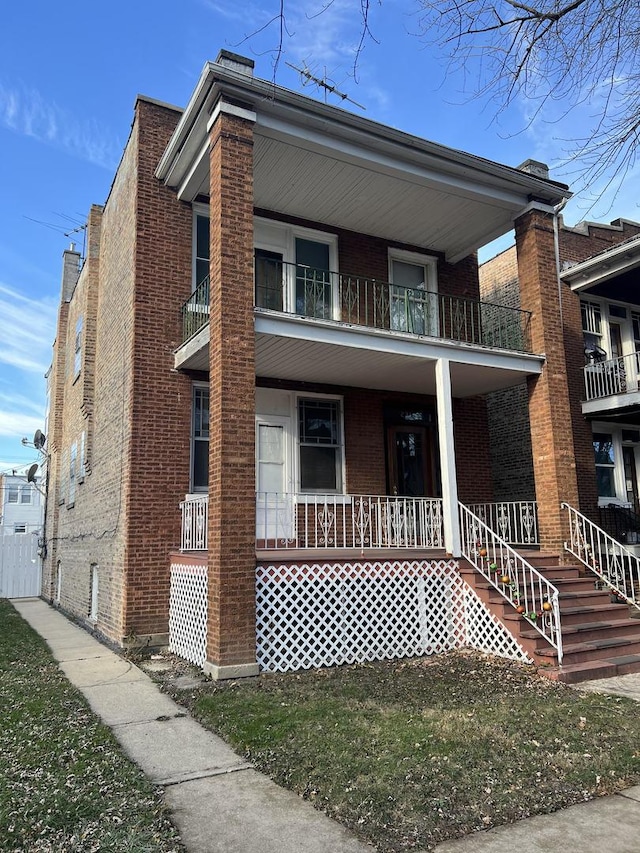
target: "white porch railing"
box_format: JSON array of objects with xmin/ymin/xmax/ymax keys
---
[
  {"xmin": 584, "ymin": 352, "xmax": 640, "ymax": 401},
  {"xmin": 459, "ymin": 502, "xmax": 563, "ymax": 664},
  {"xmin": 562, "ymin": 502, "xmax": 640, "ymax": 609},
  {"xmin": 257, "ymin": 493, "xmax": 444, "ymax": 550},
  {"xmin": 180, "ymin": 493, "xmax": 444, "ymax": 551},
  {"xmin": 180, "ymin": 495, "xmax": 208, "ymax": 551},
  {"xmin": 466, "ymin": 502, "xmax": 538, "ymax": 545}
]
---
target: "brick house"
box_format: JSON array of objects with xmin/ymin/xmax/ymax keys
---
[
  {"xmin": 50, "ymin": 50, "xmax": 638, "ymax": 683},
  {"xmin": 481, "ymin": 218, "xmax": 640, "ymax": 531}
]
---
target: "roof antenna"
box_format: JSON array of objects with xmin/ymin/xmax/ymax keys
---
[{"xmin": 286, "ymin": 61, "xmax": 365, "ymax": 111}]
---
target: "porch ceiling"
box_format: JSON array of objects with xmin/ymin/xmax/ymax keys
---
[
  {"xmin": 176, "ymin": 313, "xmax": 543, "ymax": 397},
  {"xmin": 158, "ymin": 61, "xmax": 569, "ymax": 264}
]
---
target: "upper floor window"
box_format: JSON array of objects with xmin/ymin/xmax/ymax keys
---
[
  {"xmin": 7, "ymin": 486, "xmax": 18, "ymax": 503},
  {"xmin": 254, "ymin": 218, "xmax": 338, "ymax": 320},
  {"xmin": 388, "ymin": 250, "xmax": 438, "ymax": 336},
  {"xmin": 581, "ymin": 300, "xmax": 603, "ymax": 359},
  {"xmin": 194, "ymin": 210, "xmax": 209, "ymax": 290},
  {"xmin": 20, "ymin": 486, "xmax": 32, "ymax": 505}
]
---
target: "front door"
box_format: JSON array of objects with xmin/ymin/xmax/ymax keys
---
[
  {"xmin": 255, "ymin": 416, "xmax": 294, "ymax": 543},
  {"xmin": 387, "ymin": 425, "xmax": 435, "ymax": 497}
]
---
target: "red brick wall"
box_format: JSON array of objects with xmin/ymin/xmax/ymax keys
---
[
  {"xmin": 125, "ymin": 98, "xmax": 193, "ymax": 639},
  {"xmin": 515, "ymin": 209, "xmax": 580, "ymax": 552},
  {"xmin": 207, "ymin": 109, "xmax": 257, "ymax": 669}
]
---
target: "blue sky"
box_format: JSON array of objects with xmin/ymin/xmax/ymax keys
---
[{"xmin": 1, "ymin": 0, "xmax": 639, "ymax": 474}]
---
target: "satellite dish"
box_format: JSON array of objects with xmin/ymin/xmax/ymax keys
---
[
  {"xmin": 27, "ymin": 463, "xmax": 39, "ymax": 483},
  {"xmin": 33, "ymin": 429, "xmax": 46, "ymax": 450}
]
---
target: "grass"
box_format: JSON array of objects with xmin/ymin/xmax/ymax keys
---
[
  {"xmin": 166, "ymin": 651, "xmax": 640, "ymax": 852},
  {"xmin": 0, "ymin": 600, "xmax": 184, "ymax": 853}
]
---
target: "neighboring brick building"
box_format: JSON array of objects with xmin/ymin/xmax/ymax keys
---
[
  {"xmin": 44, "ymin": 51, "xmax": 574, "ymax": 677},
  {"xmin": 481, "ymin": 217, "xmax": 640, "ymax": 541}
]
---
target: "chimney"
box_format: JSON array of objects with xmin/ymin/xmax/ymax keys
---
[
  {"xmin": 215, "ymin": 49, "xmax": 254, "ymax": 76},
  {"xmin": 61, "ymin": 245, "xmax": 81, "ymax": 303},
  {"xmin": 517, "ymin": 159, "xmax": 550, "ymax": 180}
]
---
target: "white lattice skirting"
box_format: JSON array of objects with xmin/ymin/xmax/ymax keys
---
[
  {"xmin": 169, "ymin": 562, "xmax": 208, "ymax": 666},
  {"xmin": 256, "ymin": 560, "xmax": 530, "ymax": 673}
]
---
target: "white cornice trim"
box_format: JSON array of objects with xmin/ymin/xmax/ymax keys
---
[{"xmin": 207, "ymin": 99, "xmax": 257, "ymax": 131}]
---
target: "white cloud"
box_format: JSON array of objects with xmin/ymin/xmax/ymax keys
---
[
  {"xmin": 0, "ymin": 80, "xmax": 121, "ymax": 170},
  {"xmin": 0, "ymin": 282, "xmax": 57, "ymax": 375}
]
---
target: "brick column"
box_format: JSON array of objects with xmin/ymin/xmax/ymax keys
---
[
  {"xmin": 515, "ymin": 207, "xmax": 579, "ymax": 554},
  {"xmin": 205, "ymin": 106, "xmax": 258, "ymax": 679}
]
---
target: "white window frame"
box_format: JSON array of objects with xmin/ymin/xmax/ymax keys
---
[
  {"xmin": 7, "ymin": 485, "xmax": 18, "ymax": 504},
  {"xmin": 254, "ymin": 217, "xmax": 339, "ymax": 318},
  {"xmin": 592, "ymin": 422, "xmax": 639, "ymax": 507},
  {"xmin": 190, "ymin": 382, "xmax": 210, "ymax": 494},
  {"xmin": 388, "ymin": 248, "xmax": 438, "ymax": 336},
  {"xmin": 255, "ymin": 388, "xmax": 347, "ymax": 499},
  {"xmin": 20, "ymin": 486, "xmax": 32, "ymax": 505},
  {"xmin": 294, "ymin": 391, "xmax": 345, "ymax": 496},
  {"xmin": 192, "ymin": 203, "xmax": 210, "ymax": 292}
]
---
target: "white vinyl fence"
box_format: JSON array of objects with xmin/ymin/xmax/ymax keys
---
[{"xmin": 0, "ymin": 532, "xmax": 41, "ymax": 598}]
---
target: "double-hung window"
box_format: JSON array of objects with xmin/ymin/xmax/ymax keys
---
[
  {"xmin": 7, "ymin": 486, "xmax": 18, "ymax": 504},
  {"xmin": 298, "ymin": 397, "xmax": 343, "ymax": 492},
  {"xmin": 191, "ymin": 386, "xmax": 209, "ymax": 492}
]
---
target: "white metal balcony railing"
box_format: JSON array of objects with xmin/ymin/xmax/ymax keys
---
[
  {"xmin": 562, "ymin": 502, "xmax": 640, "ymax": 610},
  {"xmin": 466, "ymin": 501, "xmax": 538, "ymax": 545},
  {"xmin": 180, "ymin": 493, "xmax": 444, "ymax": 551},
  {"xmin": 459, "ymin": 502, "xmax": 563, "ymax": 664},
  {"xmin": 584, "ymin": 352, "xmax": 640, "ymax": 402}
]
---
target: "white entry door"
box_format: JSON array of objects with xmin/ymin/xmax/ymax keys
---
[{"xmin": 256, "ymin": 416, "xmax": 295, "ymax": 543}]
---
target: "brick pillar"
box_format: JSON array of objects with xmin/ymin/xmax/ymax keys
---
[
  {"xmin": 205, "ymin": 107, "xmax": 258, "ymax": 679},
  {"xmin": 515, "ymin": 207, "xmax": 580, "ymax": 554}
]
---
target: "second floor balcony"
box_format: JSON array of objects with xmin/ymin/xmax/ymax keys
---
[
  {"xmin": 583, "ymin": 351, "xmax": 640, "ymax": 416},
  {"xmin": 181, "ymin": 259, "xmax": 533, "ymax": 354}
]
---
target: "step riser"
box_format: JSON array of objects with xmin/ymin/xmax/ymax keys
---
[
  {"xmin": 541, "ymin": 641, "xmax": 640, "ymax": 666},
  {"xmin": 559, "ymin": 606, "xmax": 632, "ymax": 626},
  {"xmin": 559, "ymin": 593, "xmax": 616, "ymax": 608}
]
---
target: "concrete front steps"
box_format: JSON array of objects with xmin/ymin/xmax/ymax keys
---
[{"xmin": 459, "ymin": 553, "xmax": 640, "ymax": 684}]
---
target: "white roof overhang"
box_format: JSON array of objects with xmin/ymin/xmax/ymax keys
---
[{"xmin": 157, "ymin": 62, "xmax": 568, "ymax": 264}]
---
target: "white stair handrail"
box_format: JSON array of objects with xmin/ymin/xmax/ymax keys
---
[
  {"xmin": 459, "ymin": 502, "xmax": 562, "ymax": 665},
  {"xmin": 562, "ymin": 502, "xmax": 640, "ymax": 609}
]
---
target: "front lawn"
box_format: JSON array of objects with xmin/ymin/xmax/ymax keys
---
[
  {"xmin": 0, "ymin": 600, "xmax": 184, "ymax": 853},
  {"xmin": 173, "ymin": 652, "xmax": 640, "ymax": 852}
]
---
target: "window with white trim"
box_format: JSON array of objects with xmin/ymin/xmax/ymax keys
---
[
  {"xmin": 191, "ymin": 385, "xmax": 209, "ymax": 492},
  {"xmin": 581, "ymin": 300, "xmax": 603, "ymax": 358},
  {"xmin": 20, "ymin": 486, "xmax": 32, "ymax": 505},
  {"xmin": 254, "ymin": 218, "xmax": 338, "ymax": 319},
  {"xmin": 388, "ymin": 249, "xmax": 438, "ymax": 336},
  {"xmin": 298, "ymin": 397, "xmax": 343, "ymax": 492},
  {"xmin": 7, "ymin": 485, "xmax": 18, "ymax": 504},
  {"xmin": 193, "ymin": 209, "xmax": 210, "ymax": 290}
]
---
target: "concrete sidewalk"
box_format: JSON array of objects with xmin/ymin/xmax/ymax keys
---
[{"xmin": 12, "ymin": 598, "xmax": 640, "ymax": 853}]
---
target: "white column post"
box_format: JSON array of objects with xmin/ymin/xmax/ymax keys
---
[{"xmin": 435, "ymin": 358, "xmax": 461, "ymax": 557}]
